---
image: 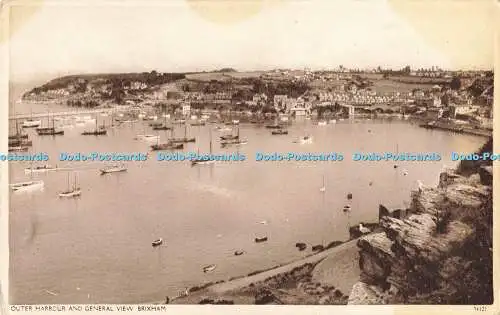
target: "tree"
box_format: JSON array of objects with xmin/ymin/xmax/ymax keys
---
[{"xmin": 450, "ymin": 76, "xmax": 461, "ymax": 90}]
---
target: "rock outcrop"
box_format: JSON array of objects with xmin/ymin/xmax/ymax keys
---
[{"xmin": 348, "ymin": 140, "xmax": 493, "ymax": 304}]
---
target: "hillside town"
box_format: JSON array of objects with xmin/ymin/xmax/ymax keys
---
[{"xmin": 22, "ymin": 67, "xmax": 494, "ymax": 133}]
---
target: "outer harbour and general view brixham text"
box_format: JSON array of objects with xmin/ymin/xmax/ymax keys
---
[{"xmin": 6, "ymin": 1, "xmax": 494, "ymax": 307}]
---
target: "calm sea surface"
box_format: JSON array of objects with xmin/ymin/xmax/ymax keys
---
[{"xmin": 9, "ymin": 103, "xmax": 486, "ymax": 303}]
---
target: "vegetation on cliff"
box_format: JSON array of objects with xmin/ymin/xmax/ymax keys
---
[{"xmin": 348, "ymin": 138, "xmax": 493, "ymax": 304}]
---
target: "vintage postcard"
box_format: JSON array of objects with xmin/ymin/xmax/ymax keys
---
[{"xmin": 0, "ymin": 0, "xmax": 498, "ymax": 314}]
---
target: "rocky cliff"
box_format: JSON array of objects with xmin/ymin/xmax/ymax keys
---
[{"xmin": 348, "ymin": 138, "xmax": 493, "ymax": 304}]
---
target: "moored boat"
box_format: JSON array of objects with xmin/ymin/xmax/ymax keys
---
[
  {"xmin": 8, "ymin": 134, "xmax": 28, "ymax": 140},
  {"xmin": 59, "ymin": 188, "xmax": 81, "ymax": 198},
  {"xmin": 149, "ymin": 122, "xmax": 163, "ymax": 127},
  {"xmin": 152, "ymin": 125, "xmax": 172, "ymax": 131},
  {"xmin": 24, "ymin": 164, "xmax": 59, "ymax": 174},
  {"xmin": 190, "ymin": 121, "xmax": 206, "ymax": 126},
  {"xmin": 82, "ymin": 118, "xmax": 107, "ymax": 135},
  {"xmin": 271, "ymin": 128, "xmax": 288, "ymax": 135},
  {"xmin": 135, "ymin": 134, "xmax": 160, "ymax": 142},
  {"xmin": 299, "ymin": 135, "xmax": 313, "ymax": 144},
  {"xmin": 22, "ymin": 119, "xmax": 41, "ymax": 128},
  {"xmin": 192, "ymin": 130, "xmax": 215, "ymax": 166},
  {"xmin": 220, "ymin": 138, "xmax": 247, "ymax": 146},
  {"xmin": 9, "ymin": 138, "xmax": 32, "ymax": 146},
  {"xmin": 220, "ymin": 134, "xmax": 238, "ymax": 140},
  {"xmin": 100, "ymin": 165, "xmax": 127, "ymax": 174},
  {"xmin": 10, "ymin": 180, "xmax": 44, "ymax": 192},
  {"xmin": 151, "ymin": 142, "xmax": 184, "ymax": 151},
  {"xmin": 36, "ymin": 128, "xmax": 64, "ymax": 136},
  {"xmin": 8, "ymin": 145, "xmax": 29, "ymax": 152},
  {"xmin": 203, "ymin": 264, "xmax": 217, "ymax": 273},
  {"xmin": 82, "ymin": 128, "xmax": 107, "ymax": 135},
  {"xmin": 152, "ymin": 238, "xmax": 163, "ymax": 246},
  {"xmin": 215, "ymin": 126, "xmax": 232, "ymax": 132},
  {"xmin": 169, "ymin": 137, "xmax": 195, "ymax": 143},
  {"xmin": 254, "ymin": 236, "xmax": 268, "ymax": 243}
]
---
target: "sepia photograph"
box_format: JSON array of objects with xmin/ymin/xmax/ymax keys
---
[{"xmin": 2, "ymin": 0, "xmax": 497, "ymax": 309}]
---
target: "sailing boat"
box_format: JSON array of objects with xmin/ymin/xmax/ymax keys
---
[
  {"xmin": 100, "ymin": 164, "xmax": 127, "ymax": 174},
  {"xmin": 220, "ymin": 125, "xmax": 247, "ymax": 146},
  {"xmin": 36, "ymin": 113, "xmax": 64, "ymax": 135},
  {"xmin": 22, "ymin": 110, "xmax": 41, "ymax": 128},
  {"xmin": 192, "ymin": 129, "xmax": 215, "ymax": 165},
  {"xmin": 9, "ymin": 120, "xmax": 32, "ymax": 147},
  {"xmin": 10, "ymin": 180, "xmax": 44, "ymax": 192},
  {"xmin": 152, "ymin": 114, "xmax": 172, "ymax": 130},
  {"xmin": 393, "ymin": 143, "xmax": 399, "ymax": 169},
  {"xmin": 134, "ymin": 123, "xmax": 159, "ymax": 142},
  {"xmin": 170, "ymin": 123, "xmax": 195, "ymax": 143},
  {"xmin": 59, "ymin": 173, "xmax": 81, "ymax": 197},
  {"xmin": 9, "ymin": 120, "xmax": 28, "ymax": 139},
  {"xmin": 319, "ymin": 175, "xmax": 326, "ymax": 192},
  {"xmin": 25, "ymin": 163, "xmax": 59, "ymax": 174},
  {"xmin": 220, "ymin": 125, "xmax": 239, "ymax": 140},
  {"xmin": 82, "ymin": 115, "xmax": 107, "ymax": 135},
  {"xmin": 151, "ymin": 129, "xmax": 183, "ymax": 150}
]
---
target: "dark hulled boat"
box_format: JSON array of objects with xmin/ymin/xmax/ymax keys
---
[
  {"xmin": 151, "ymin": 142, "xmax": 184, "ymax": 150},
  {"xmin": 82, "ymin": 118, "xmax": 107, "ymax": 135},
  {"xmin": 36, "ymin": 127, "xmax": 64, "ymax": 136},
  {"xmin": 8, "ymin": 134, "xmax": 28, "ymax": 140},
  {"xmin": 271, "ymin": 128, "xmax": 288, "ymax": 135},
  {"xmin": 8, "ymin": 138, "xmax": 32, "ymax": 146}
]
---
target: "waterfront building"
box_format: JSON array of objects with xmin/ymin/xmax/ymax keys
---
[
  {"xmin": 182, "ymin": 103, "xmax": 191, "ymax": 116},
  {"xmin": 449, "ymin": 104, "xmax": 479, "ymax": 118},
  {"xmin": 426, "ymin": 108, "xmax": 444, "ymax": 120}
]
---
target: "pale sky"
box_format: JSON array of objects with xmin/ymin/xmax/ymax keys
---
[{"xmin": 5, "ymin": 0, "xmax": 497, "ymax": 82}]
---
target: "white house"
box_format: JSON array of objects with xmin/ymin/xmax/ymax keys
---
[{"xmin": 182, "ymin": 103, "xmax": 191, "ymax": 116}]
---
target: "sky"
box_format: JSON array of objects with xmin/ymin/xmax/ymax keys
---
[{"xmin": 4, "ymin": 0, "xmax": 497, "ymax": 83}]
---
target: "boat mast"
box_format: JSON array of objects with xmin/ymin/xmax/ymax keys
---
[{"xmin": 209, "ymin": 128, "xmax": 212, "ymax": 154}]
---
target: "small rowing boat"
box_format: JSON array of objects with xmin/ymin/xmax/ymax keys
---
[
  {"xmin": 100, "ymin": 165, "xmax": 127, "ymax": 174},
  {"xmin": 152, "ymin": 238, "xmax": 163, "ymax": 246},
  {"xmin": 203, "ymin": 264, "xmax": 217, "ymax": 273},
  {"xmin": 255, "ymin": 236, "xmax": 268, "ymax": 243},
  {"xmin": 10, "ymin": 180, "xmax": 44, "ymax": 192}
]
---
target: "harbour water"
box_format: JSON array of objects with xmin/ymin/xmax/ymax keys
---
[{"xmin": 9, "ymin": 105, "xmax": 486, "ymax": 304}]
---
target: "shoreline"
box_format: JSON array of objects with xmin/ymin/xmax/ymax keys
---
[{"xmin": 145, "ymin": 224, "xmax": 379, "ymax": 305}]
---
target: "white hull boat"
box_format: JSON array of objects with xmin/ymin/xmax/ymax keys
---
[
  {"xmin": 24, "ymin": 165, "xmax": 59, "ymax": 174},
  {"xmin": 10, "ymin": 180, "xmax": 44, "ymax": 192},
  {"xmin": 100, "ymin": 166, "xmax": 127, "ymax": 174},
  {"xmin": 215, "ymin": 126, "xmax": 232, "ymax": 132},
  {"xmin": 135, "ymin": 135, "xmax": 160, "ymax": 142},
  {"xmin": 191, "ymin": 159, "xmax": 216, "ymax": 166},
  {"xmin": 59, "ymin": 189, "xmax": 81, "ymax": 198},
  {"xmin": 22, "ymin": 120, "xmax": 41, "ymax": 128},
  {"xmin": 152, "ymin": 238, "xmax": 163, "ymax": 246},
  {"xmin": 299, "ymin": 136, "xmax": 313, "ymax": 144},
  {"xmin": 203, "ymin": 264, "xmax": 217, "ymax": 273}
]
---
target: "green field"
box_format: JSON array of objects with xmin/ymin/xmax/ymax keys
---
[{"xmin": 185, "ymin": 71, "xmax": 265, "ymax": 81}]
